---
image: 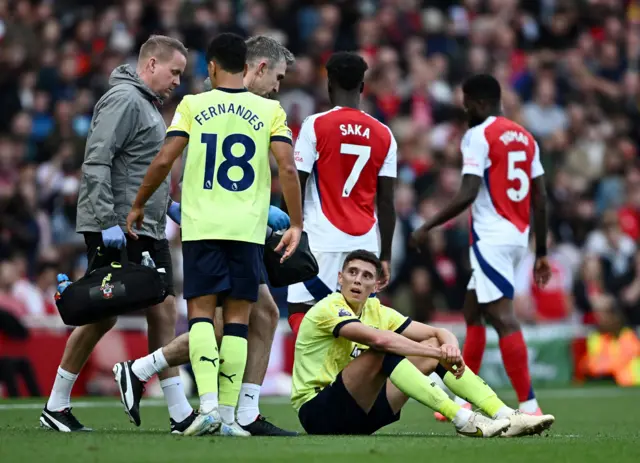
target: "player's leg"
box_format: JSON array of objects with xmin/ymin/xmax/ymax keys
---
[
  {"xmin": 236, "ymin": 282, "xmax": 297, "ymax": 435},
  {"xmin": 472, "ymin": 243, "xmax": 540, "ymax": 414},
  {"xmin": 143, "ymin": 240, "xmax": 193, "ymax": 428},
  {"xmin": 376, "ymin": 339, "xmax": 507, "ymax": 437},
  {"xmin": 462, "ymin": 288, "xmax": 487, "ymax": 375},
  {"xmin": 286, "ymin": 251, "xmax": 341, "ymax": 336},
  {"xmin": 41, "ymin": 233, "xmax": 119, "ymax": 432},
  {"xmin": 287, "ymin": 301, "xmax": 312, "ymax": 335},
  {"xmin": 179, "ymin": 239, "xmax": 235, "ymax": 436},
  {"xmin": 299, "ymin": 347, "xmax": 508, "ymax": 436},
  {"xmin": 216, "ymin": 241, "xmax": 262, "ymax": 436},
  {"xmin": 433, "ymin": 288, "xmax": 484, "ymax": 421},
  {"xmin": 383, "ymin": 337, "xmax": 554, "ymax": 437}
]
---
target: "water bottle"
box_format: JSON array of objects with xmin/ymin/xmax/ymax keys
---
[
  {"xmin": 141, "ymin": 251, "xmax": 156, "ymax": 268},
  {"xmin": 55, "ymin": 273, "xmax": 72, "ymax": 301}
]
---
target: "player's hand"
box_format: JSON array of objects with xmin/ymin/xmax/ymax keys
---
[
  {"xmin": 443, "ymin": 358, "xmax": 466, "ymax": 379},
  {"xmin": 126, "ymin": 207, "xmax": 144, "ymax": 240},
  {"xmin": 439, "ymin": 343, "xmax": 462, "ymax": 366},
  {"xmin": 274, "ymin": 226, "xmax": 302, "ymax": 263},
  {"xmin": 534, "ymin": 256, "xmax": 552, "ymax": 288},
  {"xmin": 410, "ymin": 225, "xmax": 430, "ymax": 252},
  {"xmin": 378, "ymin": 260, "xmax": 391, "ymax": 291}
]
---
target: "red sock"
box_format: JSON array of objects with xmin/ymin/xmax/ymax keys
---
[
  {"xmin": 463, "ymin": 325, "xmax": 486, "ymax": 374},
  {"xmin": 288, "ymin": 313, "xmax": 305, "ymax": 338},
  {"xmin": 499, "ymin": 331, "xmax": 534, "ymax": 402}
]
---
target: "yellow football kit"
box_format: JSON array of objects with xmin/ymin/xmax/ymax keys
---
[
  {"xmin": 167, "ymin": 87, "xmax": 292, "ymax": 244},
  {"xmin": 291, "ymin": 292, "xmax": 410, "ymax": 411}
]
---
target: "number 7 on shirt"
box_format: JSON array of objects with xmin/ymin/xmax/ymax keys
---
[{"xmin": 340, "ymin": 143, "xmax": 371, "ymax": 197}]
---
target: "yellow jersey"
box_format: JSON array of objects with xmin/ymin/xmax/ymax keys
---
[
  {"xmin": 167, "ymin": 87, "xmax": 292, "ymax": 244},
  {"xmin": 291, "ymin": 292, "xmax": 410, "ymax": 411}
]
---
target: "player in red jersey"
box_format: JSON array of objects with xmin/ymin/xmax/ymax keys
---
[
  {"xmin": 283, "ymin": 52, "xmax": 397, "ymax": 335},
  {"xmin": 412, "ymin": 74, "xmax": 552, "ymax": 416}
]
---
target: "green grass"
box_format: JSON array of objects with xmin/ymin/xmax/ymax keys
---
[{"xmin": 1, "ymin": 387, "xmax": 640, "ymax": 463}]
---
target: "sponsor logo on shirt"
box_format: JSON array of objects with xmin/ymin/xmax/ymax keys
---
[{"xmin": 338, "ymin": 308, "xmax": 353, "ymax": 317}]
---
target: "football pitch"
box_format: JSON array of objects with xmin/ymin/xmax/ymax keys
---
[{"xmin": 1, "ymin": 386, "xmax": 639, "ymax": 463}]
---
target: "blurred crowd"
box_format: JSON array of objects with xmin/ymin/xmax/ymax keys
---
[{"xmin": 1, "ymin": 0, "xmax": 640, "ymax": 336}]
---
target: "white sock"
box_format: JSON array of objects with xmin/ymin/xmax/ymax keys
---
[
  {"xmin": 492, "ymin": 405, "xmax": 515, "ymax": 420},
  {"xmin": 236, "ymin": 383, "xmax": 261, "ymax": 426},
  {"xmin": 451, "ymin": 406, "xmax": 474, "ymax": 428},
  {"xmin": 160, "ymin": 377, "xmax": 192, "ymax": 423},
  {"xmin": 132, "ymin": 348, "xmax": 169, "ymax": 382},
  {"xmin": 46, "ymin": 367, "xmax": 78, "ymax": 411},
  {"xmin": 219, "ymin": 405, "xmax": 235, "ymax": 424},
  {"xmin": 200, "ymin": 392, "xmax": 218, "ymax": 414},
  {"xmin": 454, "ymin": 396, "xmax": 469, "ymax": 406},
  {"xmin": 428, "ymin": 373, "xmax": 455, "ymax": 399},
  {"xmin": 519, "ymin": 398, "xmax": 540, "ymax": 414}
]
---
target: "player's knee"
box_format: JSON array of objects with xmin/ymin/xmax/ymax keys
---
[
  {"xmin": 95, "ymin": 316, "xmax": 117, "ymax": 334},
  {"xmin": 485, "ymin": 303, "xmax": 519, "ymax": 335},
  {"xmin": 252, "ymin": 294, "xmax": 279, "ymax": 332},
  {"xmin": 421, "ymin": 337, "xmax": 441, "ymax": 348},
  {"xmin": 146, "ymin": 296, "xmax": 178, "ymax": 333}
]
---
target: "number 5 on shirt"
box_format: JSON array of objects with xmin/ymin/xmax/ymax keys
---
[
  {"xmin": 341, "ymin": 143, "xmax": 371, "ymax": 197},
  {"xmin": 507, "ymin": 150, "xmax": 530, "ymax": 202},
  {"xmin": 202, "ymin": 132, "xmax": 256, "ymax": 192}
]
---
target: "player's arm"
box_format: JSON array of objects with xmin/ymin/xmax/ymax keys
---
[
  {"xmin": 530, "ymin": 142, "xmax": 551, "ymax": 287},
  {"xmin": 411, "ymin": 129, "xmax": 487, "ymax": 248},
  {"xmin": 270, "ymin": 104, "xmax": 302, "ymax": 260},
  {"xmin": 280, "ymin": 171, "xmax": 309, "ymax": 215},
  {"xmin": 411, "ymin": 174, "xmax": 481, "ymax": 247},
  {"xmin": 531, "ymin": 145, "xmax": 548, "ymax": 258},
  {"xmin": 338, "ymin": 322, "xmax": 445, "ymax": 359},
  {"xmin": 82, "ymin": 90, "xmax": 137, "ymax": 229},
  {"xmin": 377, "ymin": 132, "xmax": 398, "ymax": 289},
  {"xmin": 399, "ymin": 321, "xmax": 460, "ymax": 348},
  {"xmin": 280, "ymin": 116, "xmax": 315, "ymax": 215},
  {"xmin": 127, "ymin": 97, "xmax": 191, "ymax": 237}
]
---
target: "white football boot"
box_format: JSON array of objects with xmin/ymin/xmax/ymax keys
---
[
  {"xmin": 220, "ymin": 421, "xmax": 252, "ymax": 437},
  {"xmin": 182, "ymin": 408, "xmax": 221, "ymax": 436},
  {"xmin": 456, "ymin": 412, "xmax": 511, "ymax": 438},
  {"xmin": 501, "ymin": 410, "xmax": 555, "ymax": 437}
]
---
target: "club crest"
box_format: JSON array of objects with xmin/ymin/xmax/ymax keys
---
[{"xmin": 100, "ymin": 273, "xmax": 114, "ymax": 299}]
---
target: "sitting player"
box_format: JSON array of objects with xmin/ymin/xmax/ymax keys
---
[{"xmin": 292, "ymin": 250, "xmax": 555, "ymax": 437}]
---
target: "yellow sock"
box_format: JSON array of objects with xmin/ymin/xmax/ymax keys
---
[
  {"xmin": 219, "ymin": 324, "xmax": 249, "ymax": 415},
  {"xmin": 388, "ymin": 358, "xmax": 461, "ymax": 420},
  {"xmin": 189, "ymin": 319, "xmax": 219, "ymax": 397},
  {"xmin": 442, "ymin": 367, "xmax": 506, "ymax": 417}
]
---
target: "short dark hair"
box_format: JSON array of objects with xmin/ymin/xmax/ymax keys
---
[
  {"xmin": 326, "ymin": 52, "xmax": 369, "ymax": 91},
  {"xmin": 206, "ymin": 33, "xmax": 247, "ymax": 73},
  {"xmin": 342, "ymin": 250, "xmax": 382, "ymax": 278},
  {"xmin": 462, "ymin": 74, "xmax": 502, "ymax": 103}
]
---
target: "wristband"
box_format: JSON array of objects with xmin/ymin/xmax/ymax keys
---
[{"xmin": 535, "ymin": 247, "xmax": 547, "ymax": 258}]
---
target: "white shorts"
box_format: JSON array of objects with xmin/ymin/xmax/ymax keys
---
[
  {"xmin": 467, "ymin": 242, "xmax": 527, "ymax": 304},
  {"xmin": 287, "ymin": 251, "xmax": 351, "ymax": 304}
]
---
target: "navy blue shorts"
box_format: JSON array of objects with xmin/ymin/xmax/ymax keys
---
[
  {"xmin": 182, "ymin": 240, "xmax": 264, "ymax": 302},
  {"xmin": 298, "ymin": 372, "xmax": 400, "ymax": 435}
]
